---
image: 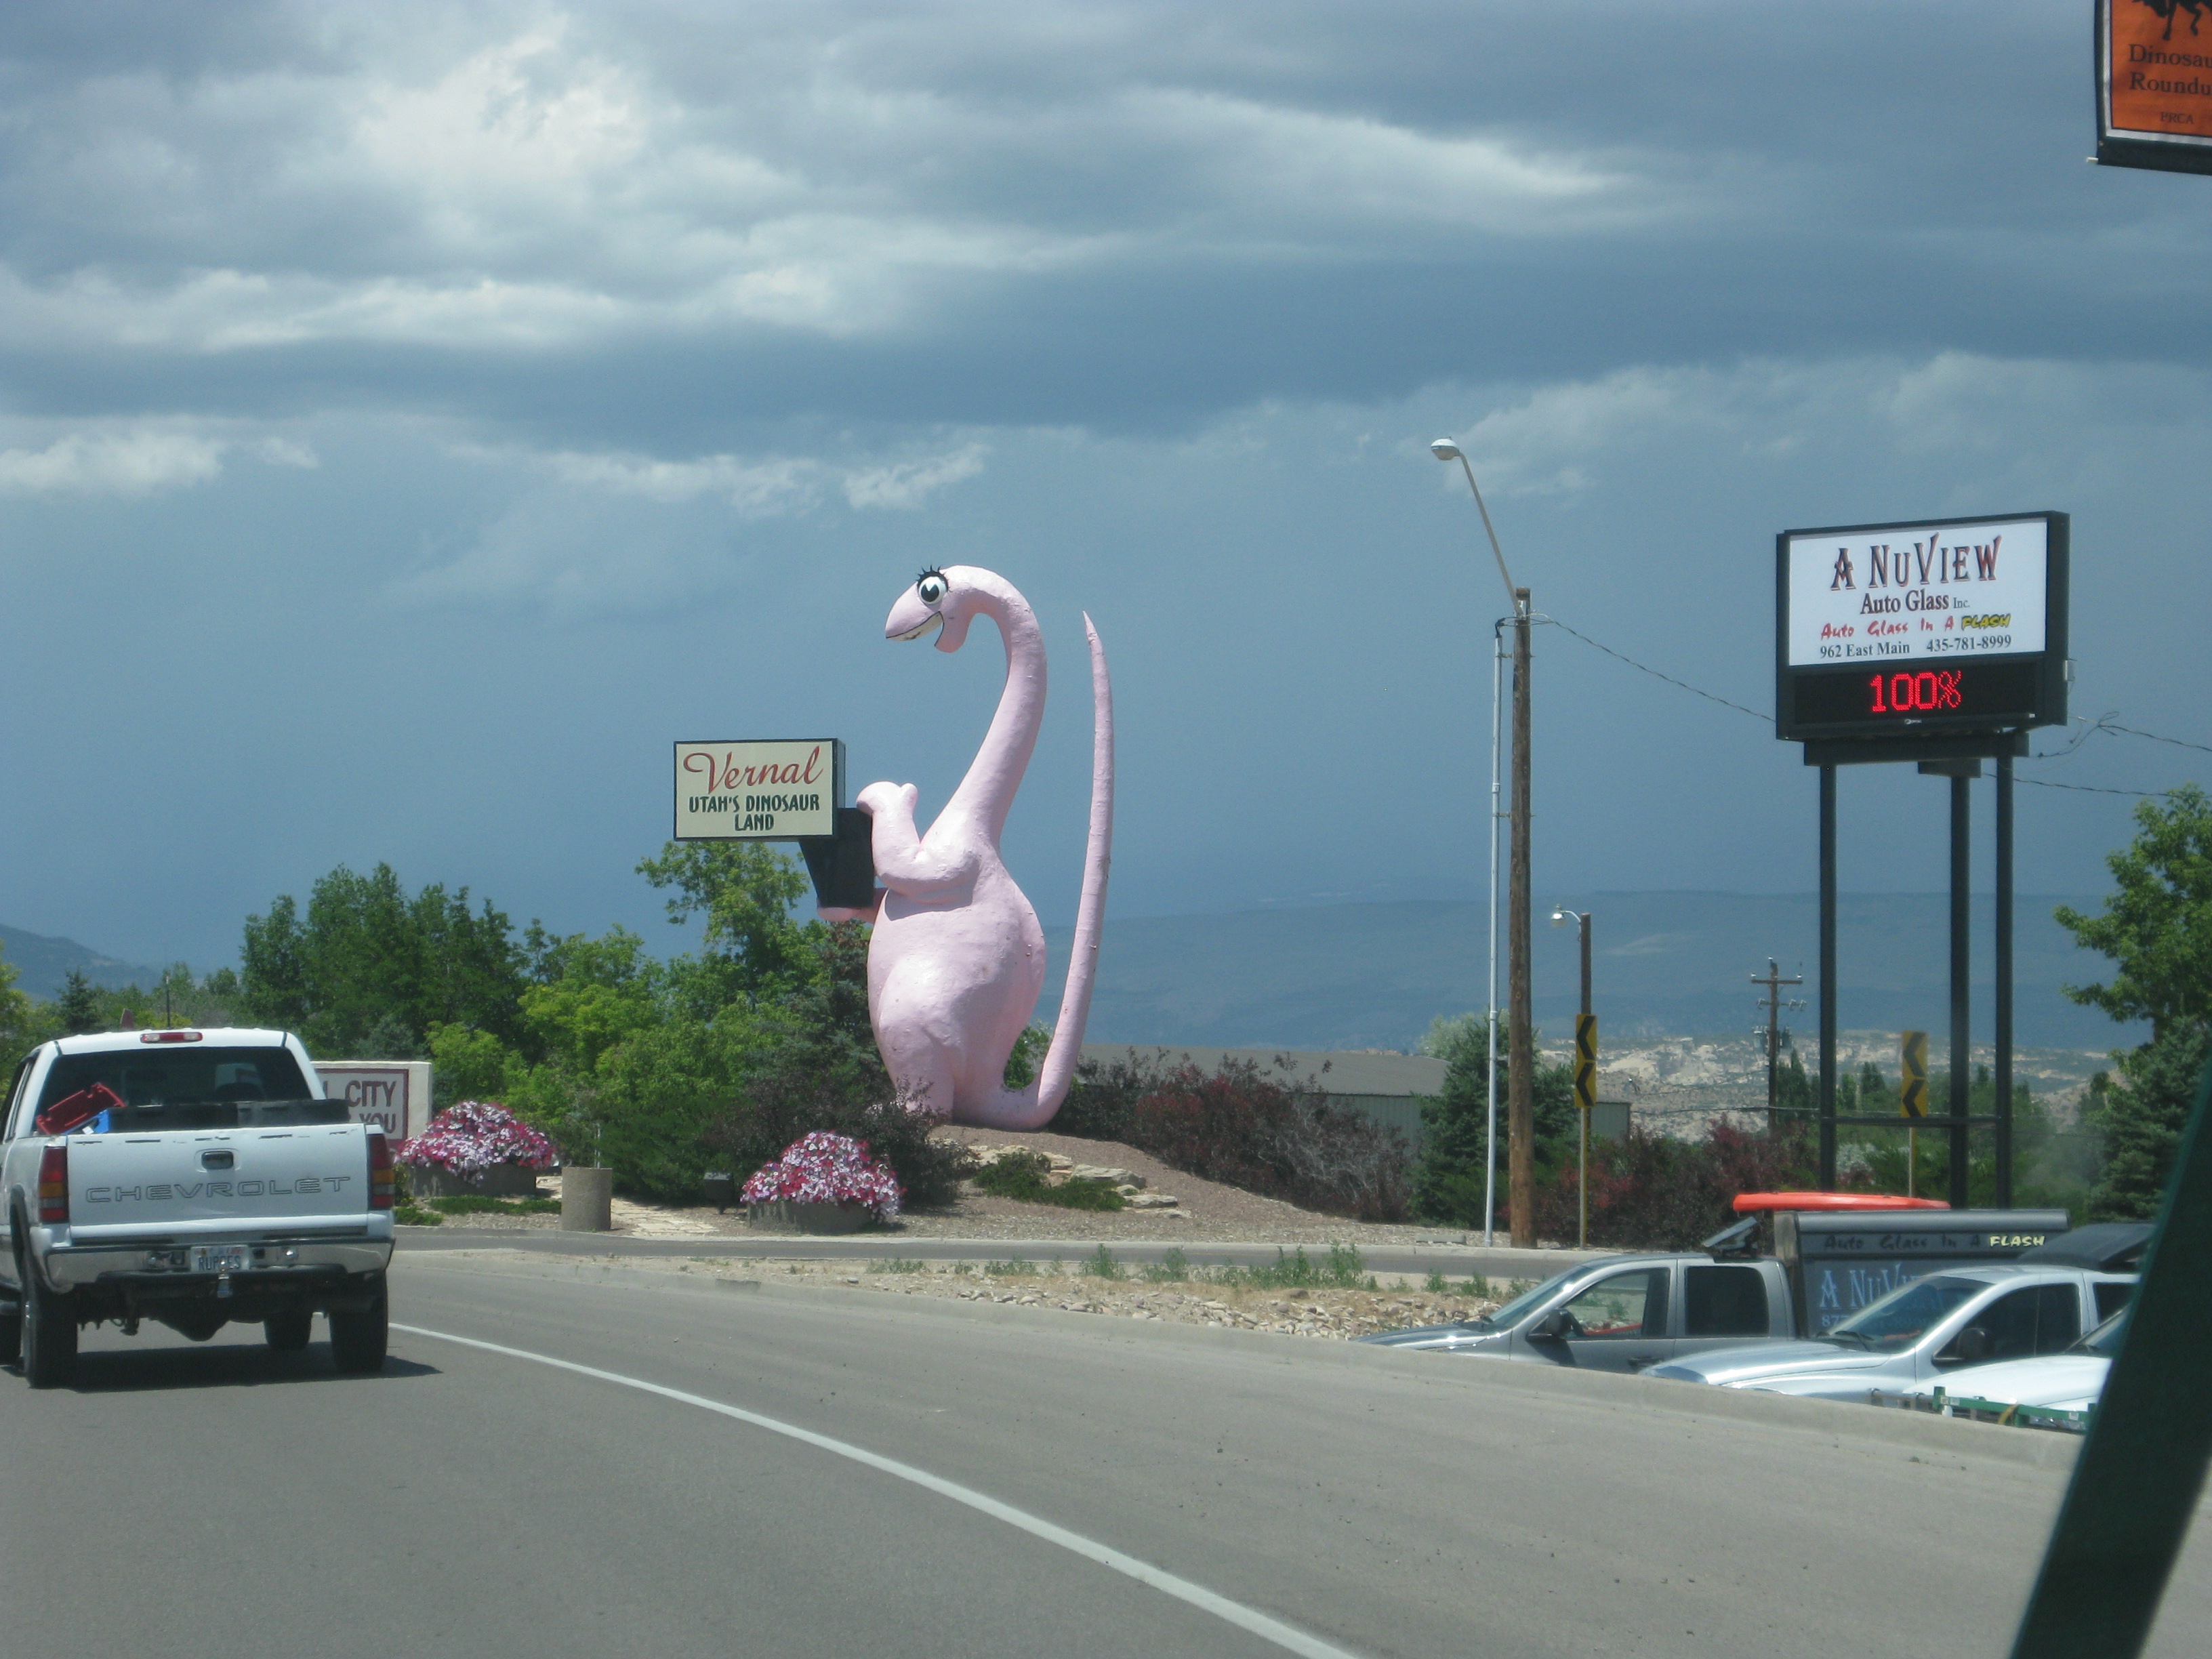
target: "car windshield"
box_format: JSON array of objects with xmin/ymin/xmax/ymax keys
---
[
  {"xmin": 1826, "ymin": 1275, "xmax": 1982, "ymax": 1353},
  {"xmin": 1475, "ymin": 1267, "xmax": 1584, "ymax": 1330},
  {"xmin": 2073, "ymin": 1307, "xmax": 2131, "ymax": 1357}
]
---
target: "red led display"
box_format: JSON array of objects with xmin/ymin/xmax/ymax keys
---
[
  {"xmin": 1789, "ymin": 660, "xmax": 2041, "ymax": 732},
  {"xmin": 1866, "ymin": 670, "xmax": 1963, "ymax": 714}
]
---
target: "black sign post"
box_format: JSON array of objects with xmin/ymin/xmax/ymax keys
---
[{"xmin": 1776, "ymin": 514, "xmax": 2070, "ymax": 1204}]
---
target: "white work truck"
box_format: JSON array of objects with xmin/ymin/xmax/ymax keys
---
[{"xmin": 0, "ymin": 1027, "xmax": 395, "ymax": 1387}]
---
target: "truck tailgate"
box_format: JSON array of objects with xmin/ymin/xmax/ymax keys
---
[{"xmin": 62, "ymin": 1125, "xmax": 375, "ymax": 1241}]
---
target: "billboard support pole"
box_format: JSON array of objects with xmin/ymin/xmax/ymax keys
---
[
  {"xmin": 1996, "ymin": 750, "xmax": 2015, "ymax": 1208},
  {"xmin": 1948, "ymin": 772, "xmax": 1971, "ymax": 1208},
  {"xmin": 1818, "ymin": 765, "xmax": 1837, "ymax": 1191}
]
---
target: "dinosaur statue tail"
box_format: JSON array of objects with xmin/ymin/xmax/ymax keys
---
[{"xmin": 990, "ymin": 613, "xmax": 1113, "ymax": 1129}]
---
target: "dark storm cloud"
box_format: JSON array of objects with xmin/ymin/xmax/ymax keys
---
[{"xmin": 3, "ymin": 2, "xmax": 2198, "ymax": 445}]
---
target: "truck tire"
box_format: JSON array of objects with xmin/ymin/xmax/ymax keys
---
[
  {"xmin": 264, "ymin": 1309, "xmax": 313, "ymax": 1352},
  {"xmin": 329, "ymin": 1287, "xmax": 388, "ymax": 1374},
  {"xmin": 0, "ymin": 1298, "xmax": 19, "ymax": 1366},
  {"xmin": 22, "ymin": 1269, "xmax": 77, "ymax": 1389}
]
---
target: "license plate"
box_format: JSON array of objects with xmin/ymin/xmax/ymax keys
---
[{"xmin": 190, "ymin": 1245, "xmax": 251, "ymax": 1275}]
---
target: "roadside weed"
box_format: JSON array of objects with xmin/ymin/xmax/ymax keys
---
[
  {"xmin": 1083, "ymin": 1244, "xmax": 1126, "ymax": 1280},
  {"xmin": 985, "ymin": 1256, "xmax": 1040, "ymax": 1277},
  {"xmin": 1142, "ymin": 1248, "xmax": 1192, "ymax": 1283},
  {"xmin": 871, "ymin": 1257, "xmax": 929, "ymax": 1274}
]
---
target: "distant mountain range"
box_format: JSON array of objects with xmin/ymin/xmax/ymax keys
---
[
  {"xmin": 0, "ymin": 924, "xmax": 165, "ymax": 1002},
  {"xmin": 7, "ymin": 891, "xmax": 2140, "ymax": 1057},
  {"xmin": 1042, "ymin": 893, "xmax": 2140, "ymax": 1054}
]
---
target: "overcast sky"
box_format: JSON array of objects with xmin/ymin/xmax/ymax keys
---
[{"xmin": 2, "ymin": 1, "xmax": 2206, "ymax": 971}]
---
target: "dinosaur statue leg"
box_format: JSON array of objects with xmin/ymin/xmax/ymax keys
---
[{"xmin": 870, "ymin": 955, "xmax": 968, "ymax": 1120}]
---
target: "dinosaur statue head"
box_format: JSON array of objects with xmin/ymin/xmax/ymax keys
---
[{"xmin": 884, "ymin": 564, "xmax": 983, "ymax": 653}]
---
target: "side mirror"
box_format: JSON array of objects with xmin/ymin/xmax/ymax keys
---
[
  {"xmin": 1528, "ymin": 1309, "xmax": 1570, "ymax": 1342},
  {"xmin": 1942, "ymin": 1326, "xmax": 1990, "ymax": 1365}
]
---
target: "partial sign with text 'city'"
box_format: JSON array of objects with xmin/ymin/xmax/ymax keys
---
[
  {"xmin": 674, "ymin": 739, "xmax": 842, "ymax": 839},
  {"xmin": 1774, "ymin": 512, "xmax": 2068, "ymax": 744}
]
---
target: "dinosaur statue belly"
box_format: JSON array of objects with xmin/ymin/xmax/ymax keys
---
[{"xmin": 869, "ymin": 857, "xmax": 1047, "ymax": 1120}]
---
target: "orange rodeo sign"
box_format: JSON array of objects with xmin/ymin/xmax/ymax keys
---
[{"xmin": 2099, "ymin": 0, "xmax": 2212, "ymax": 173}]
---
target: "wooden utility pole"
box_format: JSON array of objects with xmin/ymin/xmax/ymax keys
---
[
  {"xmin": 1509, "ymin": 586, "xmax": 1534, "ymax": 1246},
  {"xmin": 1750, "ymin": 958, "xmax": 1803, "ymax": 1139}
]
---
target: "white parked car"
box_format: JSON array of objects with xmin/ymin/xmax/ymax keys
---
[{"xmin": 1897, "ymin": 1305, "xmax": 2128, "ymax": 1416}]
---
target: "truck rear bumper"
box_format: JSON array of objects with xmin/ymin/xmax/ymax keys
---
[{"xmin": 40, "ymin": 1235, "xmax": 393, "ymax": 1295}]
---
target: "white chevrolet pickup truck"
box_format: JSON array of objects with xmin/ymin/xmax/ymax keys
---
[{"xmin": 0, "ymin": 1027, "xmax": 395, "ymax": 1387}]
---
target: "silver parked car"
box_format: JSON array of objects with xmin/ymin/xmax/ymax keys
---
[
  {"xmin": 1644, "ymin": 1265, "xmax": 2133, "ymax": 1399},
  {"xmin": 1357, "ymin": 1250, "xmax": 1793, "ymax": 1374}
]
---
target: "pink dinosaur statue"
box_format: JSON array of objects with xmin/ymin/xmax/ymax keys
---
[{"xmin": 844, "ymin": 565, "xmax": 1113, "ymax": 1128}]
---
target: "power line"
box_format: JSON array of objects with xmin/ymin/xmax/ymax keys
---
[
  {"xmin": 1541, "ymin": 617, "xmax": 2200, "ymax": 796},
  {"xmin": 2017, "ymin": 777, "xmax": 2175, "ymax": 798},
  {"xmin": 1540, "ymin": 617, "xmax": 1769, "ymax": 722},
  {"xmin": 2089, "ymin": 718, "xmax": 2212, "ymax": 758}
]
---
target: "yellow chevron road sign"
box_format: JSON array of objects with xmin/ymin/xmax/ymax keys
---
[
  {"xmin": 1575, "ymin": 1015, "xmax": 1598, "ymax": 1113},
  {"xmin": 1900, "ymin": 1030, "xmax": 1928, "ymax": 1118}
]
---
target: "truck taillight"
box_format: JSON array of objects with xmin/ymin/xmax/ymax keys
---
[
  {"xmin": 368, "ymin": 1130, "xmax": 395, "ymax": 1210},
  {"xmin": 37, "ymin": 1143, "xmax": 68, "ymax": 1223}
]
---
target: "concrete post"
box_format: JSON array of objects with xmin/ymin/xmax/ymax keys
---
[{"xmin": 562, "ymin": 1166, "xmax": 613, "ymax": 1231}]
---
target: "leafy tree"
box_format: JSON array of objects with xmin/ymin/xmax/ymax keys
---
[
  {"xmin": 2052, "ymin": 785, "xmax": 2212, "ymax": 1218},
  {"xmin": 2056, "ymin": 784, "xmax": 2212, "ymax": 1038},
  {"xmin": 635, "ymin": 842, "xmax": 817, "ymax": 1002},
  {"xmin": 57, "ymin": 969, "xmax": 102, "ymax": 1034},
  {"xmin": 238, "ymin": 863, "xmax": 529, "ymax": 1056},
  {"xmin": 0, "ymin": 945, "xmax": 51, "ymax": 1080}
]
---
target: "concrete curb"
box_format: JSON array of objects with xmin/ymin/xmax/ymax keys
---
[
  {"xmin": 395, "ymin": 1229, "xmax": 1607, "ymax": 1277},
  {"xmin": 394, "ymin": 1250, "xmax": 2085, "ymax": 1476}
]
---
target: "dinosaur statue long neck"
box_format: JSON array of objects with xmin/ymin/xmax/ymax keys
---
[{"xmin": 944, "ymin": 573, "xmax": 1043, "ymax": 844}]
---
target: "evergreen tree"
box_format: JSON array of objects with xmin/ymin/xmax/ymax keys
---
[
  {"xmin": 1412, "ymin": 1014, "xmax": 1574, "ymax": 1227},
  {"xmin": 2086, "ymin": 1019, "xmax": 2210, "ymax": 1221},
  {"xmin": 57, "ymin": 968, "xmax": 102, "ymax": 1034}
]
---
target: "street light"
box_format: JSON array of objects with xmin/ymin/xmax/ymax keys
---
[
  {"xmin": 1435, "ymin": 436, "xmax": 1534, "ymax": 1246},
  {"xmin": 1552, "ymin": 906, "xmax": 1592, "ymax": 1248}
]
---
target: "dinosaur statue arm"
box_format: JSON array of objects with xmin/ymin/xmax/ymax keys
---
[{"xmin": 859, "ymin": 781, "xmax": 983, "ymax": 897}]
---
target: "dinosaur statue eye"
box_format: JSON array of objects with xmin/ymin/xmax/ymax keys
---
[{"xmin": 917, "ymin": 573, "xmax": 947, "ymax": 606}]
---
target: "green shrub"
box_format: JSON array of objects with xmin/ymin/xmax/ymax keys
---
[
  {"xmin": 425, "ymin": 1194, "xmax": 560, "ymax": 1216},
  {"xmin": 871, "ymin": 1257, "xmax": 929, "ymax": 1273},
  {"xmin": 393, "ymin": 1204, "xmax": 442, "ymax": 1227},
  {"xmin": 985, "ymin": 1256, "xmax": 1040, "ymax": 1277},
  {"xmin": 1069, "ymin": 1052, "xmax": 1410, "ymax": 1221},
  {"xmin": 971, "ymin": 1151, "xmax": 1126, "ymax": 1210},
  {"xmin": 1082, "ymin": 1244, "xmax": 1125, "ymax": 1280}
]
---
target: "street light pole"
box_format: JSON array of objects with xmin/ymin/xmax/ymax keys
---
[
  {"xmin": 1484, "ymin": 621, "xmax": 1505, "ymax": 1247},
  {"xmin": 1433, "ymin": 438, "xmax": 1522, "ymax": 1248},
  {"xmin": 1508, "ymin": 586, "xmax": 1534, "ymax": 1246}
]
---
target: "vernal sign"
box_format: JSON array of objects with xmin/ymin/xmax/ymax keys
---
[
  {"xmin": 674, "ymin": 739, "xmax": 841, "ymax": 839},
  {"xmin": 1774, "ymin": 512, "xmax": 2068, "ymax": 743}
]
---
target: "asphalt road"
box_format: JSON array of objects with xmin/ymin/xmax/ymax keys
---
[{"xmin": 4, "ymin": 1257, "xmax": 2206, "ymax": 1659}]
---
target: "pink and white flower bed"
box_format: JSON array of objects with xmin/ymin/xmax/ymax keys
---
[
  {"xmin": 398, "ymin": 1100, "xmax": 557, "ymax": 1187},
  {"xmin": 741, "ymin": 1131, "xmax": 902, "ymax": 1221}
]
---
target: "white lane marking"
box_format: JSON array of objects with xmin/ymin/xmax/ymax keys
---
[{"xmin": 393, "ymin": 1323, "xmax": 1362, "ymax": 1659}]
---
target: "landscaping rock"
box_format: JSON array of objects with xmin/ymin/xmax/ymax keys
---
[{"xmin": 1067, "ymin": 1164, "xmax": 1144, "ymax": 1188}]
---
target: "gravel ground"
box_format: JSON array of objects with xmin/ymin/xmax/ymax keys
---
[
  {"xmin": 466, "ymin": 1249, "xmax": 1514, "ymax": 1340},
  {"xmin": 398, "ymin": 1125, "xmax": 1492, "ymax": 1249}
]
